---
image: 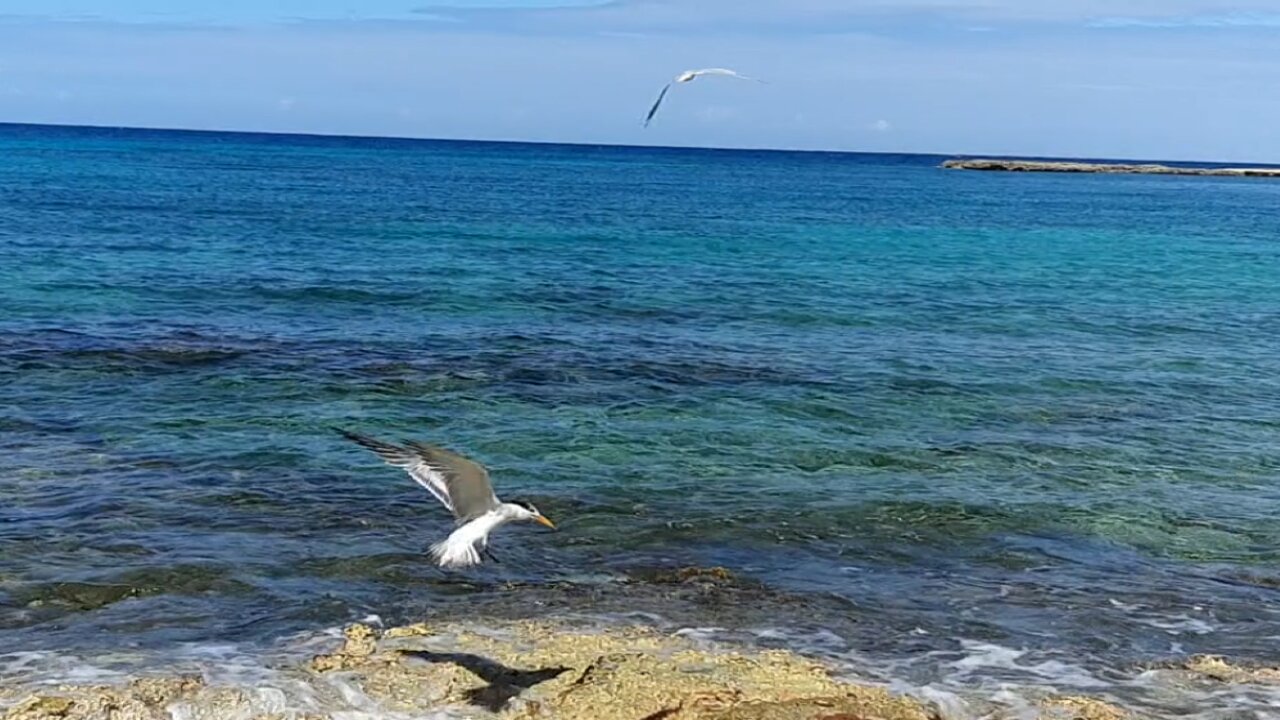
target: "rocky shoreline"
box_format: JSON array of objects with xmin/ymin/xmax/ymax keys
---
[
  {"xmin": 0, "ymin": 616, "xmax": 1134, "ymax": 720},
  {"xmin": 2, "ymin": 567, "xmax": 1276, "ymax": 719},
  {"xmin": 942, "ymin": 158, "xmax": 1280, "ymax": 177}
]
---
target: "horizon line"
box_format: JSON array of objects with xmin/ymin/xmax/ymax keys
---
[
  {"xmin": 0, "ymin": 120, "xmax": 1269, "ymax": 168},
  {"xmin": 0, "ymin": 120, "xmax": 945, "ymax": 157}
]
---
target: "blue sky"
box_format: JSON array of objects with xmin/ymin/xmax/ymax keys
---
[{"xmin": 2, "ymin": 1, "xmax": 1279, "ymax": 160}]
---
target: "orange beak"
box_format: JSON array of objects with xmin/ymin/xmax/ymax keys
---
[{"xmin": 534, "ymin": 514, "xmax": 556, "ymax": 530}]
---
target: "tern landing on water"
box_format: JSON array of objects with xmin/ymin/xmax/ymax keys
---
[
  {"xmin": 339, "ymin": 429, "xmax": 555, "ymax": 568},
  {"xmin": 644, "ymin": 68, "xmax": 762, "ymax": 127}
]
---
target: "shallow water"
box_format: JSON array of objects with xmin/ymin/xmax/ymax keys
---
[{"xmin": 2, "ymin": 123, "xmax": 1280, "ymax": 715}]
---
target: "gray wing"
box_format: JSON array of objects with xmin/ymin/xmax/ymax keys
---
[
  {"xmin": 644, "ymin": 83, "xmax": 671, "ymax": 127},
  {"xmin": 338, "ymin": 429, "xmax": 499, "ymax": 521},
  {"xmin": 402, "ymin": 440, "xmax": 499, "ymax": 521}
]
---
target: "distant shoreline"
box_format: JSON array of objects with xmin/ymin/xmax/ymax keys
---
[{"xmin": 943, "ymin": 158, "xmax": 1280, "ymax": 177}]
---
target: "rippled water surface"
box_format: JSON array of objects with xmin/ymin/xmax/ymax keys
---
[{"xmin": 2, "ymin": 123, "xmax": 1280, "ymax": 715}]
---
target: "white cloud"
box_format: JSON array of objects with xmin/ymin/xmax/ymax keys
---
[
  {"xmin": 12, "ymin": 0, "xmax": 1280, "ymax": 35},
  {"xmin": 870, "ymin": 119, "xmax": 891, "ymax": 132},
  {"xmin": 1088, "ymin": 12, "xmax": 1280, "ymax": 28},
  {"xmin": 409, "ymin": 1, "xmax": 1280, "ymax": 34},
  {"xmin": 404, "ymin": 11, "xmax": 464, "ymax": 23}
]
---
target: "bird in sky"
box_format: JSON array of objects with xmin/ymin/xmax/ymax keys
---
[
  {"xmin": 339, "ymin": 429, "xmax": 555, "ymax": 568},
  {"xmin": 644, "ymin": 68, "xmax": 763, "ymax": 128}
]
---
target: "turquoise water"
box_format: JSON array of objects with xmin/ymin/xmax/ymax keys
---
[{"xmin": 3, "ymin": 123, "xmax": 1280, "ymax": 713}]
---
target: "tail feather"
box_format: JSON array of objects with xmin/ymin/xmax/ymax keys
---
[{"xmin": 429, "ymin": 534, "xmax": 484, "ymax": 569}]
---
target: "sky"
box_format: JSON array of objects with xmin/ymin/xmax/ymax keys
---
[{"xmin": 2, "ymin": 1, "xmax": 1279, "ymax": 160}]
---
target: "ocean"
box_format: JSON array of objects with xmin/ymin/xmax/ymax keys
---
[{"xmin": 2, "ymin": 122, "xmax": 1279, "ymax": 717}]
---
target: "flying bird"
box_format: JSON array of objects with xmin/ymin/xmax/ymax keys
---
[
  {"xmin": 339, "ymin": 429, "xmax": 555, "ymax": 569},
  {"xmin": 644, "ymin": 68, "xmax": 762, "ymax": 128}
]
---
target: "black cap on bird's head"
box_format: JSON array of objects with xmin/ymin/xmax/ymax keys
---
[{"xmin": 512, "ymin": 499, "xmax": 556, "ymax": 529}]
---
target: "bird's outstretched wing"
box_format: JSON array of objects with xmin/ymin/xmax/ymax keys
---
[
  {"xmin": 644, "ymin": 83, "xmax": 672, "ymax": 127},
  {"xmin": 688, "ymin": 68, "xmax": 762, "ymax": 83},
  {"xmin": 338, "ymin": 429, "xmax": 499, "ymax": 521}
]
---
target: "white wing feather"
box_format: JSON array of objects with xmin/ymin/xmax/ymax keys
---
[
  {"xmin": 406, "ymin": 464, "xmax": 456, "ymax": 515},
  {"xmin": 340, "ymin": 429, "xmax": 513, "ymax": 569},
  {"xmin": 681, "ymin": 68, "xmax": 760, "ymax": 82}
]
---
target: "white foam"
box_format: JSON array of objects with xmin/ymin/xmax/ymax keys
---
[
  {"xmin": 943, "ymin": 641, "xmax": 1111, "ymax": 689},
  {"xmin": 904, "ymin": 684, "xmax": 971, "ymax": 720},
  {"xmin": 4, "ymin": 618, "xmax": 1278, "ymax": 720},
  {"xmin": 749, "ymin": 626, "xmax": 847, "ymax": 650},
  {"xmin": 1138, "ymin": 614, "xmax": 1215, "ymax": 635},
  {"xmin": 0, "ymin": 650, "xmax": 128, "ymax": 685},
  {"xmin": 672, "ymin": 626, "xmax": 728, "ymax": 642}
]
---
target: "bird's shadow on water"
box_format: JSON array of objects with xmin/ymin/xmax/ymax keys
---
[{"xmin": 400, "ymin": 650, "xmax": 570, "ymax": 712}]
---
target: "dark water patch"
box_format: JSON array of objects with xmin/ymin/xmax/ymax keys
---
[
  {"xmin": 248, "ymin": 284, "xmax": 431, "ymax": 305},
  {"xmin": 10, "ymin": 345, "xmax": 248, "ymax": 372},
  {"xmin": 290, "ymin": 553, "xmax": 442, "ymax": 584},
  {"xmin": 93, "ymin": 346, "xmax": 247, "ymax": 367},
  {"xmin": 1224, "ymin": 573, "xmax": 1280, "ymax": 590},
  {"xmin": 495, "ymin": 356, "xmax": 826, "ymax": 391},
  {"xmin": 9, "ymin": 582, "xmax": 145, "ymax": 613},
  {"xmin": 87, "ymin": 565, "xmax": 257, "ymax": 598},
  {"xmin": 368, "ymin": 373, "xmax": 492, "ymax": 396},
  {"xmin": 126, "ymin": 457, "xmax": 183, "ymax": 471},
  {"xmin": 182, "ymin": 448, "xmax": 320, "ymax": 470},
  {"xmin": 883, "ymin": 375, "xmax": 983, "ymax": 397},
  {"xmin": 382, "ymin": 565, "xmax": 879, "ymax": 639},
  {"xmin": 755, "ymin": 309, "xmax": 878, "ymax": 329},
  {"xmin": 607, "ymin": 358, "xmax": 787, "ymax": 387},
  {"xmin": 787, "ymin": 447, "xmax": 942, "ymax": 473},
  {"xmin": 0, "ymin": 416, "xmax": 71, "ymax": 435},
  {"xmin": 766, "ymin": 397, "xmax": 867, "ymax": 424},
  {"xmin": 498, "ymin": 365, "xmax": 587, "ymax": 386},
  {"xmin": 93, "ymin": 542, "xmax": 157, "ymax": 557},
  {"xmin": 552, "ymin": 501, "xmax": 1040, "ymax": 557},
  {"xmin": 508, "ymin": 283, "xmax": 629, "ymax": 309},
  {"xmin": 190, "ymin": 489, "xmax": 299, "ymax": 512},
  {"xmin": 8, "ymin": 565, "xmax": 254, "ymax": 614}
]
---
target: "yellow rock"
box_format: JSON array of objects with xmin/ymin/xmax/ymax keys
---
[
  {"xmin": 321, "ymin": 619, "xmax": 933, "ymax": 720},
  {"xmin": 3, "ymin": 696, "xmax": 74, "ymax": 720},
  {"xmin": 1040, "ymin": 696, "xmax": 1130, "ymax": 720},
  {"xmin": 1179, "ymin": 655, "xmax": 1280, "ymax": 684},
  {"xmin": 123, "ymin": 676, "xmax": 203, "ymax": 706},
  {"xmin": 309, "ymin": 622, "xmax": 385, "ymax": 671}
]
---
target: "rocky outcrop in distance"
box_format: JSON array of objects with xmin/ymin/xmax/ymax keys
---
[{"xmin": 942, "ymin": 158, "xmax": 1280, "ymax": 177}]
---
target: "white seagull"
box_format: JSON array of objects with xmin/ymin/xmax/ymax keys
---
[
  {"xmin": 644, "ymin": 68, "xmax": 762, "ymax": 127},
  {"xmin": 339, "ymin": 429, "xmax": 556, "ymax": 569}
]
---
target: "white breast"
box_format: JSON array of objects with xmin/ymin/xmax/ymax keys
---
[{"xmin": 428, "ymin": 510, "xmax": 509, "ymax": 568}]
